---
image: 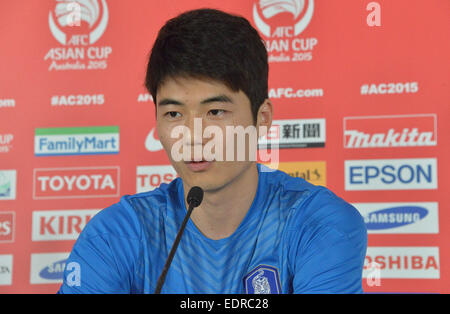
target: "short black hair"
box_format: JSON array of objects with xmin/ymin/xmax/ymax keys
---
[{"xmin": 145, "ymin": 8, "xmax": 268, "ymax": 123}]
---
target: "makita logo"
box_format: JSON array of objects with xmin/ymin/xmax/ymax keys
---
[
  {"xmin": 32, "ymin": 209, "xmax": 100, "ymax": 241},
  {"xmin": 33, "ymin": 167, "xmax": 120, "ymax": 199},
  {"xmin": 344, "ymin": 114, "xmax": 437, "ymax": 148},
  {"xmin": 363, "ymin": 247, "xmax": 440, "ymax": 279}
]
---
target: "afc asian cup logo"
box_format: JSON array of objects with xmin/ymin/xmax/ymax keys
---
[
  {"xmin": 49, "ymin": 0, "xmax": 109, "ymax": 45},
  {"xmin": 252, "ymin": 0, "xmax": 317, "ymax": 63},
  {"xmin": 253, "ymin": 0, "xmax": 314, "ymax": 38}
]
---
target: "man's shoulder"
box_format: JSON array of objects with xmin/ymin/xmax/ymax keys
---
[
  {"xmin": 123, "ymin": 177, "xmax": 180, "ymax": 210},
  {"xmin": 261, "ymin": 164, "xmax": 366, "ymax": 239},
  {"xmin": 260, "ymin": 163, "xmax": 322, "ymax": 209},
  {"xmin": 80, "ymin": 178, "xmax": 181, "ymax": 240}
]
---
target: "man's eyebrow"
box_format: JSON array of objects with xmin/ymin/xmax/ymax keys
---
[
  {"xmin": 200, "ymin": 95, "xmax": 234, "ymax": 105},
  {"xmin": 157, "ymin": 98, "xmax": 183, "ymax": 106},
  {"xmin": 157, "ymin": 94, "xmax": 234, "ymax": 106}
]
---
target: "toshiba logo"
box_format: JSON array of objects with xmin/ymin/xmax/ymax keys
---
[
  {"xmin": 363, "ymin": 247, "xmax": 440, "ymax": 279},
  {"xmin": 136, "ymin": 165, "xmax": 178, "ymax": 193},
  {"xmin": 33, "ymin": 166, "xmax": 120, "ymax": 199},
  {"xmin": 343, "ymin": 114, "xmax": 437, "ymax": 148},
  {"xmin": 32, "ymin": 209, "xmax": 100, "ymax": 241}
]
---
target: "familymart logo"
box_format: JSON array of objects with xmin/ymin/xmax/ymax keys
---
[{"xmin": 35, "ymin": 126, "xmax": 119, "ymax": 157}]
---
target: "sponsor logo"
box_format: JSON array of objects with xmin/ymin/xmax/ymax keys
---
[
  {"xmin": 353, "ymin": 202, "xmax": 439, "ymax": 234},
  {"xmin": 136, "ymin": 165, "xmax": 178, "ymax": 193},
  {"xmin": 137, "ymin": 93, "xmax": 154, "ymax": 103},
  {"xmin": 244, "ymin": 265, "xmax": 281, "ymax": 294},
  {"xmin": 345, "ymin": 158, "xmax": 437, "ymax": 190},
  {"xmin": 33, "ymin": 166, "xmax": 120, "ymax": 199},
  {"xmin": 0, "ymin": 170, "xmax": 16, "ymax": 200},
  {"xmin": 35, "ymin": 126, "xmax": 119, "ymax": 156},
  {"xmin": 363, "ymin": 247, "xmax": 440, "ymax": 279},
  {"xmin": 32, "ymin": 209, "xmax": 100, "ymax": 241},
  {"xmin": 0, "ymin": 134, "xmax": 13, "ymax": 153},
  {"xmin": 30, "ymin": 253, "xmax": 69, "ymax": 284},
  {"xmin": 264, "ymin": 161, "xmax": 326, "ymax": 186},
  {"xmin": 344, "ymin": 114, "xmax": 437, "ymax": 148},
  {"xmin": 0, "ymin": 99, "xmax": 15, "ymax": 108},
  {"xmin": 0, "ymin": 212, "xmax": 15, "ymax": 243},
  {"xmin": 0, "ymin": 255, "xmax": 13, "ymax": 286},
  {"xmin": 252, "ymin": 0, "xmax": 317, "ymax": 63},
  {"xmin": 45, "ymin": 0, "xmax": 112, "ymax": 71},
  {"xmin": 145, "ymin": 128, "xmax": 163, "ymax": 152},
  {"xmin": 258, "ymin": 119, "xmax": 325, "ymax": 149}
]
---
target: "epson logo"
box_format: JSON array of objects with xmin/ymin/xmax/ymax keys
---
[
  {"xmin": 345, "ymin": 158, "xmax": 437, "ymax": 190},
  {"xmin": 353, "ymin": 202, "xmax": 439, "ymax": 234}
]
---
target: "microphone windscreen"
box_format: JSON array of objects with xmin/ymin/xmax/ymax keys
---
[{"xmin": 187, "ymin": 186, "xmax": 204, "ymax": 207}]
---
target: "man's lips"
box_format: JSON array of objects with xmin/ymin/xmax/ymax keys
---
[{"xmin": 184, "ymin": 160, "xmax": 214, "ymax": 172}]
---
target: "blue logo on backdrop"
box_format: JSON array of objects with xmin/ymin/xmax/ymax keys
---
[
  {"xmin": 39, "ymin": 259, "xmax": 66, "ymax": 280},
  {"xmin": 244, "ymin": 265, "xmax": 281, "ymax": 294},
  {"xmin": 365, "ymin": 206, "xmax": 428, "ymax": 230}
]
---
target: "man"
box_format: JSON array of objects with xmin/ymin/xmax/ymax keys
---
[{"xmin": 58, "ymin": 8, "xmax": 367, "ymax": 294}]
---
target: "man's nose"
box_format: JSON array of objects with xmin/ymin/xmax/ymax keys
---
[{"xmin": 184, "ymin": 115, "xmax": 204, "ymax": 146}]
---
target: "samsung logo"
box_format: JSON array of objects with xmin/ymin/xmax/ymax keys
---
[
  {"xmin": 365, "ymin": 206, "xmax": 428, "ymax": 230},
  {"xmin": 353, "ymin": 202, "xmax": 439, "ymax": 234},
  {"xmin": 39, "ymin": 259, "xmax": 66, "ymax": 280}
]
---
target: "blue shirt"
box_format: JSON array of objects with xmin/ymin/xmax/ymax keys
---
[{"xmin": 58, "ymin": 163, "xmax": 367, "ymax": 294}]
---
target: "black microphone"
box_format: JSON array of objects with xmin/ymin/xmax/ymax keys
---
[{"xmin": 154, "ymin": 186, "xmax": 204, "ymax": 294}]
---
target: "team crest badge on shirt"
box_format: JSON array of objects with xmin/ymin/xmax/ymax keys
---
[{"xmin": 243, "ymin": 265, "xmax": 281, "ymax": 294}]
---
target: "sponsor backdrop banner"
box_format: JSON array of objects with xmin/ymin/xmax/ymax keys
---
[{"xmin": 0, "ymin": 0, "xmax": 448, "ymax": 293}]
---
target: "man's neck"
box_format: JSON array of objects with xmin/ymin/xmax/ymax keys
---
[{"xmin": 183, "ymin": 163, "xmax": 259, "ymax": 240}]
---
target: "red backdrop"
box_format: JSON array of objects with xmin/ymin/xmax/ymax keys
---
[{"xmin": 0, "ymin": 0, "xmax": 448, "ymax": 293}]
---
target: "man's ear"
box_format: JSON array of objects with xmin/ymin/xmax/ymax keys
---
[{"xmin": 256, "ymin": 99, "xmax": 273, "ymax": 137}]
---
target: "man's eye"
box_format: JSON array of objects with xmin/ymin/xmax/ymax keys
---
[
  {"xmin": 165, "ymin": 111, "xmax": 181, "ymax": 118},
  {"xmin": 208, "ymin": 109, "xmax": 226, "ymax": 116}
]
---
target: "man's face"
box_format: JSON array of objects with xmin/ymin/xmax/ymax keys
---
[{"xmin": 155, "ymin": 76, "xmax": 269, "ymax": 192}]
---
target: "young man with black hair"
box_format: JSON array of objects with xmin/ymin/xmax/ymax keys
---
[{"xmin": 58, "ymin": 8, "xmax": 367, "ymax": 294}]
